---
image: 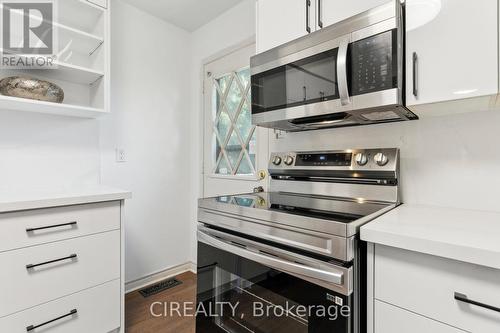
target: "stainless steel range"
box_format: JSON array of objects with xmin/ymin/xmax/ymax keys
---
[{"xmin": 196, "ymin": 148, "xmax": 400, "ymax": 333}]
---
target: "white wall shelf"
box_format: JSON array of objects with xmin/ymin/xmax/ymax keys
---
[
  {"xmin": 57, "ymin": 22, "xmax": 104, "ymax": 56},
  {"xmin": 59, "ymin": 0, "xmax": 106, "ymax": 34},
  {"xmin": 0, "ymin": 95, "xmax": 107, "ymax": 118},
  {"xmin": 3, "ymin": 57, "xmax": 104, "ymax": 85},
  {"xmin": 0, "ymin": 0, "xmax": 110, "ymax": 118}
]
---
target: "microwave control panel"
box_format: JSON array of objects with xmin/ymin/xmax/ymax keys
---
[{"xmin": 350, "ymin": 30, "xmax": 397, "ymax": 96}]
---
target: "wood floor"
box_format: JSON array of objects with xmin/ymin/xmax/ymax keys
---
[{"xmin": 125, "ymin": 271, "xmax": 196, "ymax": 333}]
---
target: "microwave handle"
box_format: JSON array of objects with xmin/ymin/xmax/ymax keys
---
[
  {"xmin": 198, "ymin": 229, "xmax": 344, "ymax": 286},
  {"xmin": 412, "ymin": 52, "xmax": 418, "ymax": 97},
  {"xmin": 338, "ymin": 39, "xmax": 351, "ymax": 106},
  {"xmin": 305, "ymin": 0, "xmax": 312, "ymax": 33}
]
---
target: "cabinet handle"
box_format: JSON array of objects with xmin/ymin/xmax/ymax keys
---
[
  {"xmin": 306, "ymin": 0, "xmax": 311, "ymax": 33},
  {"xmin": 26, "ymin": 254, "xmax": 77, "ymax": 270},
  {"xmin": 318, "ymin": 0, "xmax": 323, "ymax": 28},
  {"xmin": 26, "ymin": 309, "xmax": 77, "ymax": 331},
  {"xmin": 454, "ymin": 292, "xmax": 500, "ymax": 313},
  {"xmin": 412, "ymin": 52, "xmax": 418, "ymax": 97},
  {"xmin": 26, "ymin": 221, "xmax": 77, "ymax": 233}
]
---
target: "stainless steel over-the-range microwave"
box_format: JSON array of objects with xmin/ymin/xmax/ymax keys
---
[{"xmin": 250, "ymin": 0, "xmax": 418, "ymax": 131}]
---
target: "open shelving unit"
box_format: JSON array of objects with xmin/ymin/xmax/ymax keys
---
[{"xmin": 0, "ymin": 0, "xmax": 109, "ymax": 118}]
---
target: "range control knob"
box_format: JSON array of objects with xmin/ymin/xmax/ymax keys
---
[
  {"xmin": 355, "ymin": 153, "xmax": 368, "ymax": 166},
  {"xmin": 374, "ymin": 153, "xmax": 389, "ymax": 166},
  {"xmin": 284, "ymin": 155, "xmax": 295, "ymax": 166},
  {"xmin": 272, "ymin": 156, "xmax": 282, "ymax": 166}
]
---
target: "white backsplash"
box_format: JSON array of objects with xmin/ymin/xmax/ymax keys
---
[{"xmin": 270, "ymin": 110, "xmax": 500, "ymax": 213}]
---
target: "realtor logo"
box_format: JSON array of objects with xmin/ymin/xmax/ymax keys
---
[{"xmin": 1, "ymin": 0, "xmax": 57, "ymax": 68}]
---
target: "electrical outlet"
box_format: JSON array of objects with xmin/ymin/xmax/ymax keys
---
[
  {"xmin": 115, "ymin": 148, "xmax": 126, "ymax": 163},
  {"xmin": 274, "ymin": 129, "xmax": 286, "ymax": 139}
]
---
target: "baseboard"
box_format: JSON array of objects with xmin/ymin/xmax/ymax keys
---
[{"xmin": 125, "ymin": 262, "xmax": 196, "ymax": 294}]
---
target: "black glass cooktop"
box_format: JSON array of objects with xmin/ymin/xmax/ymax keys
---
[{"xmin": 214, "ymin": 192, "xmax": 389, "ymax": 224}]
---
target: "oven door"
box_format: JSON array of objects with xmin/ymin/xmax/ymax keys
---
[{"xmin": 196, "ymin": 226, "xmax": 354, "ymax": 333}]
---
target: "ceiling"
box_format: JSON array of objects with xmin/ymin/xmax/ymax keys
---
[{"xmin": 121, "ymin": 0, "xmax": 245, "ymax": 32}]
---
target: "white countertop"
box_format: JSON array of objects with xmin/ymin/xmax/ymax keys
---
[
  {"xmin": 0, "ymin": 186, "xmax": 132, "ymax": 213},
  {"xmin": 361, "ymin": 204, "xmax": 500, "ymax": 270}
]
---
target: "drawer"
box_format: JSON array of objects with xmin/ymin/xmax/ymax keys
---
[
  {"xmin": 0, "ymin": 201, "xmax": 120, "ymax": 253},
  {"xmin": 0, "ymin": 231, "xmax": 120, "ymax": 317},
  {"xmin": 0, "ymin": 279, "xmax": 120, "ymax": 333},
  {"xmin": 375, "ymin": 300, "xmax": 466, "ymax": 333},
  {"xmin": 375, "ymin": 245, "xmax": 500, "ymax": 332},
  {"xmin": 87, "ymin": 0, "xmax": 107, "ymax": 8}
]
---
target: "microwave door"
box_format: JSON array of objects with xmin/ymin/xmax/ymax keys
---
[{"xmin": 251, "ymin": 47, "xmax": 341, "ymax": 119}]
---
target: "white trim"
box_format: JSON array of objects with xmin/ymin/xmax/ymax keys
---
[
  {"xmin": 200, "ymin": 37, "xmax": 256, "ymax": 198},
  {"xmin": 207, "ymin": 174, "xmax": 260, "ymax": 181},
  {"xmin": 125, "ymin": 262, "xmax": 196, "ymax": 294}
]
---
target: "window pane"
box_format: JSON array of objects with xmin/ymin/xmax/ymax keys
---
[
  {"xmin": 226, "ymin": 76, "xmax": 243, "ymax": 118},
  {"xmin": 227, "ymin": 131, "xmax": 242, "ymax": 171},
  {"xmin": 216, "ymin": 110, "xmax": 231, "ymax": 144},
  {"xmin": 235, "ymin": 99, "xmax": 252, "ymax": 142},
  {"xmin": 212, "ymin": 67, "xmax": 256, "ymax": 176},
  {"xmin": 237, "ymin": 153, "xmax": 254, "ymax": 175},
  {"xmin": 237, "ymin": 68, "xmax": 250, "ymax": 90}
]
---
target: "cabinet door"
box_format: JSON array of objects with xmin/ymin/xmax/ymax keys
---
[
  {"xmin": 406, "ymin": 0, "xmax": 498, "ymax": 107},
  {"xmin": 375, "ymin": 301, "xmax": 466, "ymax": 333},
  {"xmin": 257, "ymin": 0, "xmax": 315, "ymax": 53},
  {"xmin": 318, "ymin": 0, "xmax": 387, "ymax": 28}
]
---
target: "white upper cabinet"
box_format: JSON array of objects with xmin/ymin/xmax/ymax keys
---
[
  {"xmin": 318, "ymin": 0, "xmax": 388, "ymax": 29},
  {"xmin": 257, "ymin": 0, "xmax": 316, "ymax": 52},
  {"xmin": 406, "ymin": 0, "xmax": 498, "ymax": 110}
]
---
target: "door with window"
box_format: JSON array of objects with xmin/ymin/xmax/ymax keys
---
[{"xmin": 203, "ymin": 43, "xmax": 269, "ymax": 198}]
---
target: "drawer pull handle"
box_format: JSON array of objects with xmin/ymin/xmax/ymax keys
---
[
  {"xmin": 26, "ymin": 254, "xmax": 77, "ymax": 270},
  {"xmin": 26, "ymin": 221, "xmax": 77, "ymax": 233},
  {"xmin": 454, "ymin": 292, "xmax": 500, "ymax": 313},
  {"xmin": 26, "ymin": 309, "xmax": 77, "ymax": 331}
]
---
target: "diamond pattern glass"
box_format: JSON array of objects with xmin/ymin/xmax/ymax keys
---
[{"xmin": 211, "ymin": 68, "xmax": 256, "ymax": 175}]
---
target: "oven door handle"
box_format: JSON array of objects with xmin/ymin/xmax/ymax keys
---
[{"xmin": 198, "ymin": 230, "xmax": 344, "ymax": 286}]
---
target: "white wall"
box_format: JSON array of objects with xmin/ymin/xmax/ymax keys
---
[
  {"xmin": 188, "ymin": 0, "xmax": 257, "ymax": 263},
  {"xmin": 0, "ymin": 111, "xmax": 100, "ymax": 191},
  {"xmin": 100, "ymin": 0, "xmax": 192, "ymax": 283},
  {"xmin": 271, "ymin": 110, "xmax": 500, "ymax": 213}
]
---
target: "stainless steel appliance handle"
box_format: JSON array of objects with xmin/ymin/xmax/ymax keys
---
[
  {"xmin": 306, "ymin": 0, "xmax": 311, "ymax": 33},
  {"xmin": 337, "ymin": 39, "xmax": 351, "ymax": 106},
  {"xmin": 412, "ymin": 52, "xmax": 418, "ymax": 97},
  {"xmin": 318, "ymin": 0, "xmax": 323, "ymax": 28},
  {"xmin": 198, "ymin": 229, "xmax": 344, "ymax": 285}
]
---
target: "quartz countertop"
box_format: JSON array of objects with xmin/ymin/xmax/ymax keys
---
[
  {"xmin": 361, "ymin": 204, "xmax": 500, "ymax": 270},
  {"xmin": 0, "ymin": 185, "xmax": 132, "ymax": 213}
]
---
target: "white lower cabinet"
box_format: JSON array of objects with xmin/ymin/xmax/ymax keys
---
[
  {"xmin": 371, "ymin": 245, "xmax": 500, "ymax": 333},
  {"xmin": 0, "ymin": 200, "xmax": 125, "ymax": 332},
  {"xmin": 0, "ymin": 230, "xmax": 120, "ymax": 317},
  {"xmin": 375, "ymin": 300, "xmax": 466, "ymax": 333},
  {"xmin": 0, "ymin": 279, "xmax": 120, "ymax": 333}
]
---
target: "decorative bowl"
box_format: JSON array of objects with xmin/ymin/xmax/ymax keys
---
[{"xmin": 0, "ymin": 76, "xmax": 64, "ymax": 103}]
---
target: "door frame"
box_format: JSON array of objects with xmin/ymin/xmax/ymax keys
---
[{"xmin": 198, "ymin": 37, "xmax": 270, "ymax": 198}]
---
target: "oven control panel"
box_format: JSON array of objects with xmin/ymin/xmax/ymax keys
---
[
  {"xmin": 268, "ymin": 148, "xmax": 399, "ymax": 171},
  {"xmin": 295, "ymin": 153, "xmax": 352, "ymax": 167}
]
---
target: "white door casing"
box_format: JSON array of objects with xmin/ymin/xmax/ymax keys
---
[{"xmin": 202, "ymin": 43, "xmax": 270, "ymax": 198}]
